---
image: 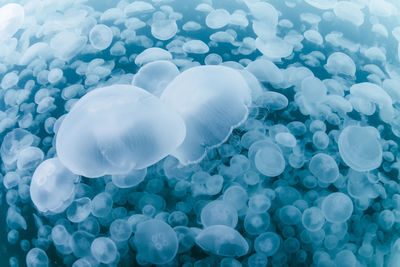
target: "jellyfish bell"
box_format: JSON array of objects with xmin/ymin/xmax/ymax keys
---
[
  {"xmin": 56, "ymin": 84, "xmax": 186, "ymax": 178},
  {"xmin": 160, "ymin": 65, "xmax": 251, "ymax": 165}
]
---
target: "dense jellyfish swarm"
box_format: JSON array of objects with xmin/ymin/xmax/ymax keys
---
[{"xmin": 3, "ymin": 0, "xmax": 400, "ymax": 266}]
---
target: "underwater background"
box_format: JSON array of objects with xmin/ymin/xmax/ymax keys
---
[{"xmin": 1, "ymin": 0, "xmax": 400, "ymax": 266}]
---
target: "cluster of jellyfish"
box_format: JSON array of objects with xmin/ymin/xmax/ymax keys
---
[{"xmin": 2, "ymin": 0, "xmax": 400, "ymax": 266}]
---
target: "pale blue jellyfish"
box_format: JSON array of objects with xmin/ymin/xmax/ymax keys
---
[
  {"xmin": 134, "ymin": 219, "xmax": 179, "ymax": 265},
  {"xmin": 90, "ymin": 237, "xmax": 118, "ymax": 264},
  {"xmin": 321, "ymin": 192, "xmax": 353, "ymax": 223},
  {"xmin": 56, "ymin": 85, "xmax": 186, "ymax": 177},
  {"xmin": 200, "ymin": 200, "xmax": 238, "ymax": 228}
]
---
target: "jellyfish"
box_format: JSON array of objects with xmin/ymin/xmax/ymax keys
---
[
  {"xmin": 26, "ymin": 248, "xmax": 49, "ymax": 267},
  {"xmin": 200, "ymin": 200, "xmax": 238, "ymax": 228},
  {"xmin": 309, "ymin": 153, "xmax": 339, "ymax": 183},
  {"xmin": 254, "ymin": 232, "xmax": 281, "ymax": 256},
  {"xmin": 0, "ymin": 3, "xmax": 24, "ymax": 42},
  {"xmin": 338, "ymin": 125, "xmax": 382, "ymax": 172},
  {"xmin": 160, "ymin": 65, "xmax": 251, "ymax": 165},
  {"xmin": 30, "ymin": 157, "xmax": 78, "ymax": 214},
  {"xmin": 134, "ymin": 47, "xmax": 172, "ymax": 66},
  {"xmin": 89, "ymin": 24, "xmax": 113, "ymax": 51},
  {"xmin": 321, "ymin": 192, "xmax": 353, "ymax": 223},
  {"xmin": 56, "ymin": 85, "xmax": 186, "ymax": 178},
  {"xmin": 248, "ymin": 139, "xmax": 286, "ymax": 177},
  {"xmin": 132, "ymin": 60, "xmax": 179, "ymax": 97},
  {"xmin": 134, "ymin": 219, "xmax": 178, "ymax": 265},
  {"xmin": 90, "ymin": 237, "xmax": 117, "ymax": 264},
  {"xmin": 195, "ymin": 225, "xmax": 249, "ymax": 257}
]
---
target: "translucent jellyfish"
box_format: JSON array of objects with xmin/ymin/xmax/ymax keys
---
[
  {"xmin": 255, "ymin": 37, "xmax": 293, "ymax": 61},
  {"xmin": 110, "ymin": 219, "xmax": 131, "ymax": 242},
  {"xmin": 350, "ymin": 83, "xmax": 393, "ymax": 122},
  {"xmin": 200, "ymin": 200, "xmax": 238, "ymax": 228},
  {"xmin": 204, "ymin": 53, "xmax": 222, "ymax": 65},
  {"xmin": 134, "ymin": 219, "xmax": 178, "ymax": 265},
  {"xmin": 183, "ymin": 21, "xmax": 201, "ymax": 32},
  {"xmin": 254, "ymin": 232, "xmax": 280, "ymax": 256},
  {"xmin": 182, "ymin": 40, "xmax": 210, "ymax": 54},
  {"xmin": 304, "ymin": 30, "xmax": 323, "ymax": 45},
  {"xmin": 50, "ymin": 31, "xmax": 87, "ymax": 61},
  {"xmin": 0, "ymin": 3, "xmax": 24, "ymax": 42},
  {"xmin": 151, "ymin": 19, "xmax": 178, "ymax": 40},
  {"xmin": 246, "ymin": 59, "xmax": 283, "ymax": 85},
  {"xmin": 275, "ymin": 132, "xmax": 296, "ymax": 147},
  {"xmin": 309, "ymin": 153, "xmax": 339, "ymax": 183},
  {"xmin": 30, "ymin": 158, "xmax": 78, "ymax": 213},
  {"xmin": 301, "ymin": 76, "xmax": 327, "ymax": 103},
  {"xmin": 304, "ymin": 0, "xmax": 337, "ymax": 10},
  {"xmin": 195, "ymin": 225, "xmax": 249, "ymax": 257},
  {"xmin": 19, "ymin": 42, "xmax": 53, "ymax": 66},
  {"xmin": 222, "ymin": 185, "xmax": 248, "ymax": 211},
  {"xmin": 71, "ymin": 231, "xmax": 94, "ymax": 258},
  {"xmin": 321, "ymin": 192, "xmax": 353, "ymax": 223},
  {"xmin": 325, "ymin": 52, "xmax": 356, "ymax": 76},
  {"xmin": 56, "ymin": 85, "xmax": 186, "ymax": 178},
  {"xmin": 89, "ymin": 24, "xmax": 113, "ymax": 51},
  {"xmin": 90, "ymin": 237, "xmax": 117, "ymax": 264},
  {"xmin": 91, "ymin": 192, "xmax": 113, "ymax": 218},
  {"xmin": 347, "ymin": 170, "xmax": 378, "ymax": 199},
  {"xmin": 206, "ymin": 9, "xmax": 230, "ymax": 29},
  {"xmin": 66, "ymin": 197, "xmax": 91, "ymax": 223},
  {"xmin": 244, "ymin": 212, "xmax": 270, "ymax": 235},
  {"xmin": 48, "ymin": 68, "xmax": 63, "ymax": 84},
  {"xmin": 334, "ymin": 250, "xmax": 356, "ymax": 267},
  {"xmin": 17, "ymin": 146, "xmax": 43, "ymax": 171},
  {"xmin": 1, "ymin": 128, "xmax": 36, "ymax": 166},
  {"xmin": 124, "ymin": 1, "xmax": 154, "ymax": 16},
  {"xmin": 135, "ymin": 47, "xmax": 172, "ymax": 66},
  {"xmin": 132, "ymin": 60, "xmax": 179, "ymax": 97},
  {"xmin": 210, "ymin": 31, "xmax": 235, "ymax": 43},
  {"xmin": 1, "ymin": 72, "xmax": 18, "ymax": 89},
  {"xmin": 333, "ymin": 1, "xmax": 364, "ymax": 26},
  {"xmin": 279, "ymin": 205, "xmax": 301, "ymax": 225},
  {"xmin": 111, "ymin": 168, "xmax": 147, "ymax": 188},
  {"xmin": 302, "ymin": 207, "xmax": 325, "ymax": 231},
  {"xmin": 160, "ymin": 65, "xmax": 251, "ymax": 165},
  {"xmin": 338, "ymin": 125, "xmax": 382, "ymax": 172},
  {"xmin": 249, "ymin": 140, "xmax": 286, "ymax": 177},
  {"xmin": 26, "ymin": 248, "xmax": 49, "ymax": 267}
]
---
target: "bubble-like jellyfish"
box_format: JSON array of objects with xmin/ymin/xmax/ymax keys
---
[
  {"xmin": 135, "ymin": 47, "xmax": 172, "ymax": 66},
  {"xmin": 325, "ymin": 52, "xmax": 356, "ymax": 76},
  {"xmin": 134, "ymin": 219, "xmax": 179, "ymax": 265},
  {"xmin": 30, "ymin": 158, "xmax": 78, "ymax": 214},
  {"xmin": 0, "ymin": 3, "xmax": 24, "ymax": 42},
  {"xmin": 160, "ymin": 65, "xmax": 251, "ymax": 165},
  {"xmin": 309, "ymin": 153, "xmax": 339, "ymax": 183},
  {"xmin": 89, "ymin": 24, "xmax": 113, "ymax": 51},
  {"xmin": 56, "ymin": 85, "xmax": 186, "ymax": 178},
  {"xmin": 90, "ymin": 237, "xmax": 117, "ymax": 264},
  {"xmin": 321, "ymin": 192, "xmax": 353, "ymax": 223},
  {"xmin": 254, "ymin": 232, "xmax": 281, "ymax": 256},
  {"xmin": 26, "ymin": 248, "xmax": 49, "ymax": 267},
  {"xmin": 302, "ymin": 207, "xmax": 325, "ymax": 231},
  {"xmin": 200, "ymin": 200, "xmax": 238, "ymax": 228},
  {"xmin": 195, "ymin": 225, "xmax": 249, "ymax": 257},
  {"xmin": 248, "ymin": 139, "xmax": 286, "ymax": 177},
  {"xmin": 132, "ymin": 60, "xmax": 179, "ymax": 97},
  {"xmin": 338, "ymin": 125, "xmax": 382, "ymax": 172},
  {"xmin": 1, "ymin": 128, "xmax": 37, "ymax": 167}
]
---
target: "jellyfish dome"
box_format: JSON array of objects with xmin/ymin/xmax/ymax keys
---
[
  {"xmin": 56, "ymin": 85, "xmax": 186, "ymax": 177},
  {"xmin": 30, "ymin": 157, "xmax": 78, "ymax": 213},
  {"xmin": 160, "ymin": 65, "xmax": 251, "ymax": 165}
]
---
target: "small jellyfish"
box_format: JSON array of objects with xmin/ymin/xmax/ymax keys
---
[
  {"xmin": 334, "ymin": 250, "xmax": 356, "ymax": 267},
  {"xmin": 71, "ymin": 231, "xmax": 94, "ymax": 258},
  {"xmin": 222, "ymin": 185, "xmax": 248, "ymax": 211},
  {"xmin": 160, "ymin": 65, "xmax": 251, "ymax": 165},
  {"xmin": 135, "ymin": 47, "xmax": 172, "ymax": 66},
  {"xmin": 89, "ymin": 24, "xmax": 113, "ymax": 51},
  {"xmin": 302, "ymin": 207, "xmax": 325, "ymax": 231},
  {"xmin": 206, "ymin": 9, "xmax": 230, "ymax": 29},
  {"xmin": 56, "ymin": 85, "xmax": 186, "ymax": 178},
  {"xmin": 110, "ymin": 219, "xmax": 131, "ymax": 242},
  {"xmin": 195, "ymin": 225, "xmax": 249, "ymax": 257},
  {"xmin": 338, "ymin": 125, "xmax": 382, "ymax": 172},
  {"xmin": 309, "ymin": 153, "xmax": 339, "ymax": 183},
  {"xmin": 182, "ymin": 40, "xmax": 210, "ymax": 54},
  {"xmin": 321, "ymin": 192, "xmax": 353, "ymax": 223},
  {"xmin": 26, "ymin": 248, "xmax": 49, "ymax": 267},
  {"xmin": 248, "ymin": 140, "xmax": 286, "ymax": 177},
  {"xmin": 244, "ymin": 212, "xmax": 270, "ymax": 235},
  {"xmin": 201, "ymin": 200, "xmax": 238, "ymax": 228},
  {"xmin": 132, "ymin": 60, "xmax": 179, "ymax": 97},
  {"xmin": 134, "ymin": 219, "xmax": 178, "ymax": 265},
  {"xmin": 91, "ymin": 192, "xmax": 113, "ymax": 218},
  {"xmin": 254, "ymin": 232, "xmax": 281, "ymax": 256},
  {"xmin": 66, "ymin": 197, "xmax": 91, "ymax": 223},
  {"xmin": 17, "ymin": 146, "xmax": 44, "ymax": 171},
  {"xmin": 30, "ymin": 158, "xmax": 78, "ymax": 214},
  {"xmin": 151, "ymin": 19, "xmax": 178, "ymax": 41},
  {"xmin": 279, "ymin": 205, "xmax": 301, "ymax": 225},
  {"xmin": 325, "ymin": 52, "xmax": 356, "ymax": 76},
  {"xmin": 90, "ymin": 237, "xmax": 117, "ymax": 264}
]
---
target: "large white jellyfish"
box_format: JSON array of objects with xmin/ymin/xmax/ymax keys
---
[
  {"xmin": 56, "ymin": 85, "xmax": 186, "ymax": 178},
  {"xmin": 30, "ymin": 158, "xmax": 78, "ymax": 213},
  {"xmin": 160, "ymin": 65, "xmax": 251, "ymax": 165},
  {"xmin": 0, "ymin": 3, "xmax": 24, "ymax": 42}
]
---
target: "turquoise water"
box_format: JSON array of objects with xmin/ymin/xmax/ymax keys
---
[{"xmin": 1, "ymin": 0, "xmax": 400, "ymax": 266}]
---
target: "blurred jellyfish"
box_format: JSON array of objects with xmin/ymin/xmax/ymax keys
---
[
  {"xmin": 30, "ymin": 158, "xmax": 78, "ymax": 213},
  {"xmin": 56, "ymin": 85, "xmax": 186, "ymax": 177},
  {"xmin": 0, "ymin": 3, "xmax": 24, "ymax": 42},
  {"xmin": 160, "ymin": 65, "xmax": 251, "ymax": 165}
]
